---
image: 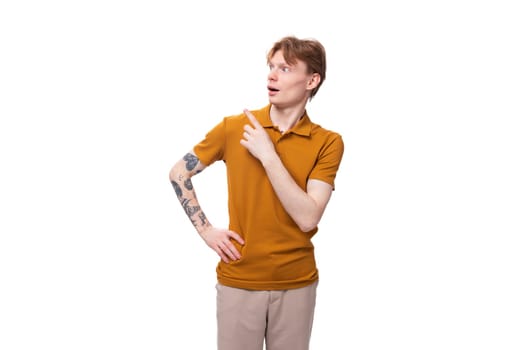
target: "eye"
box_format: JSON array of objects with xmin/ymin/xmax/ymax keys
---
[{"xmin": 281, "ymin": 66, "xmax": 290, "ymax": 72}]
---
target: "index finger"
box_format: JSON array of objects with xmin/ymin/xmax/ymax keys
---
[{"xmin": 243, "ymin": 108, "xmax": 262, "ymax": 129}]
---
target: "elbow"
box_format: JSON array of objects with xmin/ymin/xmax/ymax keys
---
[
  {"xmin": 168, "ymin": 166, "xmax": 177, "ymax": 182},
  {"xmin": 296, "ymin": 203, "xmax": 325, "ymax": 232},
  {"xmin": 168, "ymin": 162, "xmax": 184, "ymax": 183},
  {"xmin": 297, "ymin": 217, "xmax": 320, "ymax": 233},
  {"xmin": 298, "ymin": 224, "xmax": 317, "ymax": 233}
]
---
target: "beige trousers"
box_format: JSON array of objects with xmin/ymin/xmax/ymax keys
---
[{"xmin": 216, "ymin": 281, "xmax": 318, "ymax": 350}]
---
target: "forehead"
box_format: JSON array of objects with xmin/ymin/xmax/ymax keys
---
[{"xmin": 268, "ymin": 50, "xmax": 307, "ymax": 69}]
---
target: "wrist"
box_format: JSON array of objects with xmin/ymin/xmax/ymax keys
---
[
  {"xmin": 197, "ymin": 223, "xmax": 212, "ymax": 237},
  {"xmin": 261, "ymin": 152, "xmax": 280, "ymax": 168}
]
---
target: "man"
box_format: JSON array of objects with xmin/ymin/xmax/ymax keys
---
[{"xmin": 169, "ymin": 36, "xmax": 344, "ymax": 350}]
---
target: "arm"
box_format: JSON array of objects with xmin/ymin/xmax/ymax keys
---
[
  {"xmin": 260, "ymin": 159, "xmax": 333, "ymax": 232},
  {"xmin": 169, "ymin": 151, "xmax": 244, "ymax": 263},
  {"xmin": 240, "ymin": 110, "xmax": 333, "ymax": 232}
]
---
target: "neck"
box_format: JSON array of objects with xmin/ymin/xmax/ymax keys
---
[{"xmin": 269, "ymin": 104, "xmax": 306, "ymax": 133}]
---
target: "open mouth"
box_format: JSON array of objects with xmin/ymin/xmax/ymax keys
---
[{"xmin": 268, "ymin": 86, "xmax": 279, "ymax": 92}]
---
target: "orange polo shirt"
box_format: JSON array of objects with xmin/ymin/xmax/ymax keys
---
[{"xmin": 193, "ymin": 104, "xmax": 344, "ymax": 290}]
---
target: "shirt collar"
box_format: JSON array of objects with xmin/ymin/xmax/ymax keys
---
[{"xmin": 259, "ymin": 104, "xmax": 313, "ymax": 137}]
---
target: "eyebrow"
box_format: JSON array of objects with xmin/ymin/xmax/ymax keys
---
[{"xmin": 268, "ymin": 59, "xmax": 292, "ymax": 67}]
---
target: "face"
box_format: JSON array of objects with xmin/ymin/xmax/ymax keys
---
[{"xmin": 267, "ymin": 50, "xmax": 319, "ymax": 108}]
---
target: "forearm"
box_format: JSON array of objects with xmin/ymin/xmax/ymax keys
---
[
  {"xmin": 261, "ymin": 155, "xmax": 324, "ymax": 232},
  {"xmin": 169, "ymin": 155, "xmax": 211, "ymax": 235}
]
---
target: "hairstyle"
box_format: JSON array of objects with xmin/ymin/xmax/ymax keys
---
[{"xmin": 267, "ymin": 36, "xmax": 327, "ymax": 99}]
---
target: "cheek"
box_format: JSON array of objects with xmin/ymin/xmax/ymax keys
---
[
  {"xmin": 281, "ymin": 75, "xmax": 307, "ymax": 87},
  {"xmin": 289, "ymin": 79, "xmax": 309, "ymax": 90}
]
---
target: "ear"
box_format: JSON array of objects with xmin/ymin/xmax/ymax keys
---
[{"xmin": 306, "ymin": 73, "xmax": 321, "ymax": 90}]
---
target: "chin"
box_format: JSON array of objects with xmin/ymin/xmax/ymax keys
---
[
  {"xmin": 269, "ymin": 98, "xmax": 282, "ymax": 107},
  {"xmin": 268, "ymin": 95, "xmax": 282, "ymax": 105}
]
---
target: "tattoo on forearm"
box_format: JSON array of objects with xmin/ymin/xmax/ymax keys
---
[
  {"xmin": 171, "ymin": 180, "xmax": 209, "ymax": 229},
  {"xmin": 198, "ymin": 212, "xmax": 207, "ymax": 225},
  {"xmin": 183, "ymin": 153, "xmax": 199, "ymax": 171},
  {"xmin": 171, "ymin": 181, "xmax": 183, "ymax": 199},
  {"xmin": 180, "ymin": 198, "xmax": 200, "ymax": 218}
]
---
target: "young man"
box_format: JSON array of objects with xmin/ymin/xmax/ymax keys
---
[{"xmin": 169, "ymin": 36, "xmax": 344, "ymax": 350}]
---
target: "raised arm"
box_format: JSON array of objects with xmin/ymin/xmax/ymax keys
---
[
  {"xmin": 240, "ymin": 110, "xmax": 334, "ymax": 232},
  {"xmin": 169, "ymin": 151, "xmax": 244, "ymax": 263}
]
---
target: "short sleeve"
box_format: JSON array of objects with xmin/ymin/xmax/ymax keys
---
[
  {"xmin": 193, "ymin": 118, "xmax": 226, "ymax": 166},
  {"xmin": 309, "ymin": 133, "xmax": 344, "ymax": 190}
]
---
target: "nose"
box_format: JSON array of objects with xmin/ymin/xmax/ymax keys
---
[{"xmin": 267, "ymin": 67, "xmax": 277, "ymax": 81}]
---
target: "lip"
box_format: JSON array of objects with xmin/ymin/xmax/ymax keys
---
[{"xmin": 267, "ymin": 86, "xmax": 279, "ymax": 96}]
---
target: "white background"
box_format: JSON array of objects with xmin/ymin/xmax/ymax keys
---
[{"xmin": 1, "ymin": 1, "xmax": 524, "ymax": 349}]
